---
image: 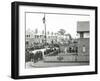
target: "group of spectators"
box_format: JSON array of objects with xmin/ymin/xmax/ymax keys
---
[
  {"xmin": 25, "ymin": 45, "xmax": 60, "ymax": 63},
  {"xmin": 67, "ymin": 46, "xmax": 78, "ymax": 53}
]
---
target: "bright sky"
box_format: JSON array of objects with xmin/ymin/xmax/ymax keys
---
[{"xmin": 26, "ymin": 13, "xmax": 90, "ymax": 38}]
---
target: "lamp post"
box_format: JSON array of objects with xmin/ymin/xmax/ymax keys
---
[{"xmin": 43, "ymin": 13, "xmax": 47, "ymax": 46}]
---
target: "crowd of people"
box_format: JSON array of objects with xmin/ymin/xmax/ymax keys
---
[
  {"xmin": 25, "ymin": 45, "xmax": 60, "ymax": 63},
  {"xmin": 67, "ymin": 46, "xmax": 78, "ymax": 53},
  {"xmin": 25, "ymin": 42, "xmax": 78, "ymax": 63}
]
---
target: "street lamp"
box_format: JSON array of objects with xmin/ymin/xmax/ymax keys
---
[{"xmin": 43, "ymin": 13, "xmax": 47, "ymax": 46}]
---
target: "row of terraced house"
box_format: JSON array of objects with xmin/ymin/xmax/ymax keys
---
[{"xmin": 25, "ymin": 29, "xmax": 68, "ymax": 48}]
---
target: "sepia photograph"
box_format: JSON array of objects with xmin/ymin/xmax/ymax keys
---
[{"xmin": 25, "ymin": 12, "xmax": 90, "ymax": 68}]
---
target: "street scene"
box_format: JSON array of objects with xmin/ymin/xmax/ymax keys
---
[{"xmin": 25, "ymin": 13, "xmax": 90, "ymax": 68}]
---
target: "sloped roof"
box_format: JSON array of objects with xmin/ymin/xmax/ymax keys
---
[{"xmin": 77, "ymin": 21, "xmax": 90, "ymax": 32}]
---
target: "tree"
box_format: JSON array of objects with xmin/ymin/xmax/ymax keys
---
[
  {"xmin": 65, "ymin": 33, "xmax": 72, "ymax": 45},
  {"xmin": 65, "ymin": 33, "xmax": 72, "ymax": 40},
  {"xmin": 58, "ymin": 29, "xmax": 66, "ymax": 35},
  {"xmin": 57, "ymin": 29, "xmax": 66, "ymax": 45}
]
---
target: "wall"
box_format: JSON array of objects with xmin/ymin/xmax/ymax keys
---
[
  {"xmin": 0, "ymin": 0, "xmax": 99, "ymax": 81},
  {"xmin": 78, "ymin": 38, "xmax": 89, "ymax": 55}
]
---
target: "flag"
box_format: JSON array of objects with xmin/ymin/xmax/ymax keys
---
[{"xmin": 43, "ymin": 14, "xmax": 45, "ymax": 23}]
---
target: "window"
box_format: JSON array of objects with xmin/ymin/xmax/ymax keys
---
[
  {"xmin": 26, "ymin": 35, "xmax": 28, "ymax": 37},
  {"xmin": 82, "ymin": 45, "xmax": 86, "ymax": 52},
  {"xmin": 80, "ymin": 32, "xmax": 84, "ymax": 38},
  {"xmin": 26, "ymin": 35, "xmax": 30, "ymax": 37},
  {"xmin": 26, "ymin": 41, "xmax": 29, "ymax": 45},
  {"xmin": 84, "ymin": 33, "xmax": 90, "ymax": 38}
]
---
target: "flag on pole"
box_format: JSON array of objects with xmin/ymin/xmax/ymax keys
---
[{"xmin": 43, "ymin": 14, "xmax": 45, "ymax": 23}]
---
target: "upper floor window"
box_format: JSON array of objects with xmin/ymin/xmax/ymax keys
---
[
  {"xmin": 82, "ymin": 45, "xmax": 86, "ymax": 53},
  {"xmin": 80, "ymin": 32, "xmax": 84, "ymax": 38}
]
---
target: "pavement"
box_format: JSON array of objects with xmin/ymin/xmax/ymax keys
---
[{"xmin": 25, "ymin": 60, "xmax": 89, "ymax": 68}]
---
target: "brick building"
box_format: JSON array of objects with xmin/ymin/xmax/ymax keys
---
[{"xmin": 77, "ymin": 21, "xmax": 90, "ymax": 62}]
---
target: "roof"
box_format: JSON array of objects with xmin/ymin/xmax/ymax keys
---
[{"xmin": 77, "ymin": 21, "xmax": 90, "ymax": 32}]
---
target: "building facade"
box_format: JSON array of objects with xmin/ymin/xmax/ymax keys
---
[
  {"xmin": 77, "ymin": 21, "xmax": 90, "ymax": 61},
  {"xmin": 25, "ymin": 29, "xmax": 66, "ymax": 48}
]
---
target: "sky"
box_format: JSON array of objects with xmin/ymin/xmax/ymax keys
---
[{"xmin": 26, "ymin": 12, "xmax": 90, "ymax": 38}]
